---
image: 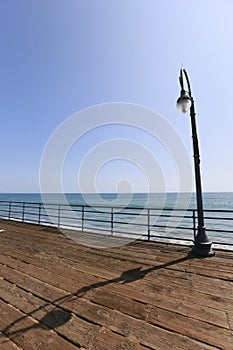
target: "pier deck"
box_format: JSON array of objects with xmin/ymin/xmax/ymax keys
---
[{"xmin": 0, "ymin": 219, "xmax": 233, "ymax": 350}]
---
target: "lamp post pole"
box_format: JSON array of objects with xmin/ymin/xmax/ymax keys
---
[{"xmin": 177, "ymin": 68, "xmax": 214, "ymax": 257}]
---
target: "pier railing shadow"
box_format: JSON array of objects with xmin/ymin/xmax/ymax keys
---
[{"xmin": 1, "ymin": 252, "xmax": 195, "ymax": 341}]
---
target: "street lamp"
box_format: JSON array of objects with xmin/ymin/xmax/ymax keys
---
[{"xmin": 176, "ymin": 68, "xmax": 215, "ymax": 257}]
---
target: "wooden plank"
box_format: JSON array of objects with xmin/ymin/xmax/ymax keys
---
[
  {"xmin": 1, "ymin": 242, "xmax": 231, "ymax": 302},
  {"xmin": 3, "ymin": 224, "xmax": 230, "ymax": 290},
  {"xmin": 0, "ymin": 264, "xmax": 67, "ymax": 302},
  {"xmin": 0, "ymin": 246, "xmax": 231, "ymax": 312},
  {"xmin": 1, "ymin": 243, "xmax": 233, "ymax": 317},
  {"xmin": 1, "ymin": 256, "xmax": 230, "ymax": 331},
  {"xmin": 0, "ymin": 242, "xmax": 194, "ymax": 284},
  {"xmin": 0, "ymin": 255, "xmax": 83, "ymax": 294},
  {"xmin": 89, "ymin": 288, "xmax": 229, "ymax": 329},
  {"xmin": 0, "ymin": 279, "xmax": 218, "ymax": 350},
  {"xmin": 1, "ymin": 219, "xmax": 233, "ymax": 350},
  {"xmin": 227, "ymin": 312, "xmax": 233, "ymax": 331},
  {"xmin": 148, "ymin": 305, "xmax": 233, "ymax": 350},
  {"xmin": 1, "ymin": 246, "xmax": 233, "ymax": 325},
  {"xmin": 0, "ymin": 281, "xmax": 149, "ymax": 350},
  {"xmin": 0, "ymin": 278, "xmax": 48, "ymax": 315},
  {"xmin": 2, "ymin": 246, "xmax": 232, "ymax": 309},
  {"xmin": 0, "ymin": 300, "xmax": 79, "ymax": 350},
  {"xmin": 100, "ymin": 274, "xmax": 233, "ymax": 314},
  {"xmin": 191, "ymin": 273, "xmax": 233, "ymax": 298},
  {"xmin": 1, "ymin": 234, "xmax": 232, "ymax": 294},
  {"xmin": 1, "ymin": 224, "xmax": 191, "ymax": 265},
  {"xmin": 60, "ymin": 295, "xmax": 221, "ymax": 350},
  {"xmin": 8, "ymin": 245, "xmax": 231, "ymax": 308},
  {"xmin": 0, "ymin": 219, "xmax": 232, "ymax": 267},
  {"xmin": 0, "ymin": 281, "xmax": 100, "ymax": 349},
  {"xmin": 0, "ymin": 332, "xmax": 22, "ymax": 350},
  {"xmin": 87, "ymin": 327, "xmax": 149, "ymax": 350}
]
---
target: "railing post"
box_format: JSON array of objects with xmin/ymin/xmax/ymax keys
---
[
  {"xmin": 57, "ymin": 204, "xmax": 61, "ymax": 228},
  {"xmin": 193, "ymin": 209, "xmax": 196, "ymax": 240},
  {"xmin": 8, "ymin": 202, "xmax": 12, "ymax": 219},
  {"xmin": 147, "ymin": 209, "xmax": 151, "ymax": 241},
  {"xmin": 82, "ymin": 206, "xmax": 85, "ymax": 231},
  {"xmin": 38, "ymin": 203, "xmax": 41, "ymax": 224},
  {"xmin": 111, "ymin": 208, "xmax": 114, "ymax": 236},
  {"xmin": 22, "ymin": 202, "xmax": 25, "ymax": 222}
]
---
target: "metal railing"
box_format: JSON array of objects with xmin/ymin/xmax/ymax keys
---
[{"xmin": 0, "ymin": 200, "xmax": 233, "ymax": 247}]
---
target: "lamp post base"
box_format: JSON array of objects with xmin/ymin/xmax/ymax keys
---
[
  {"xmin": 192, "ymin": 226, "xmax": 215, "ymax": 257},
  {"xmin": 191, "ymin": 242, "xmax": 215, "ymax": 257}
]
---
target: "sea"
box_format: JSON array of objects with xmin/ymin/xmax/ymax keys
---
[
  {"xmin": 1, "ymin": 192, "xmax": 233, "ymax": 210},
  {"xmin": 0, "ymin": 192, "xmax": 233, "ymax": 248}
]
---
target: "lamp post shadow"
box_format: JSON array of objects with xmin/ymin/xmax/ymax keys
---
[{"xmin": 1, "ymin": 252, "xmax": 194, "ymax": 341}]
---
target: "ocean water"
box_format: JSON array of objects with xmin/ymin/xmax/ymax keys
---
[
  {"xmin": 1, "ymin": 192, "xmax": 233, "ymax": 210},
  {"xmin": 0, "ymin": 192, "xmax": 233, "ymax": 247}
]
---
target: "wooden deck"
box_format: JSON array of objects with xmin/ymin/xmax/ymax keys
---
[{"xmin": 0, "ymin": 219, "xmax": 233, "ymax": 350}]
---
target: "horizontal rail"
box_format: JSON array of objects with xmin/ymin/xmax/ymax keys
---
[{"xmin": 0, "ymin": 200, "xmax": 232, "ymax": 247}]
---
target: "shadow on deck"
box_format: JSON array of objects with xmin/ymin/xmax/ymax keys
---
[{"xmin": 0, "ymin": 219, "xmax": 233, "ymax": 350}]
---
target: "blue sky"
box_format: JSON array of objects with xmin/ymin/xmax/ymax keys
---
[{"xmin": 0, "ymin": 0, "xmax": 233, "ymax": 193}]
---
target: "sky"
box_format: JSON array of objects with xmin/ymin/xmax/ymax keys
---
[{"xmin": 0, "ymin": 0, "xmax": 233, "ymax": 193}]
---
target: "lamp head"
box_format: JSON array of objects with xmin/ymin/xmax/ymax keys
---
[{"xmin": 176, "ymin": 90, "xmax": 192, "ymax": 113}]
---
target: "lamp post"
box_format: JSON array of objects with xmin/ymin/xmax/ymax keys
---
[{"xmin": 176, "ymin": 68, "xmax": 215, "ymax": 257}]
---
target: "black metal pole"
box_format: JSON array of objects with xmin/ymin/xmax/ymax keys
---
[{"xmin": 180, "ymin": 69, "xmax": 214, "ymax": 257}]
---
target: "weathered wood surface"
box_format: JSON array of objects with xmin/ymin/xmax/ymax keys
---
[{"xmin": 0, "ymin": 219, "xmax": 233, "ymax": 349}]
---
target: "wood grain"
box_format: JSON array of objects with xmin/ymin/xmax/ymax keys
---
[{"xmin": 1, "ymin": 219, "xmax": 232, "ymax": 349}]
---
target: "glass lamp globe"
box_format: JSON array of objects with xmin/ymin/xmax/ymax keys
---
[{"xmin": 176, "ymin": 95, "xmax": 192, "ymax": 113}]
